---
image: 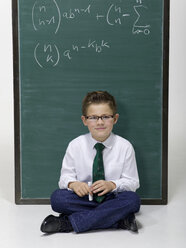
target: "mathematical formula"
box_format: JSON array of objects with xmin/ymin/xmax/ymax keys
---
[
  {"xmin": 32, "ymin": 0, "xmax": 151, "ymax": 68},
  {"xmin": 34, "ymin": 39, "xmax": 110, "ymax": 68}
]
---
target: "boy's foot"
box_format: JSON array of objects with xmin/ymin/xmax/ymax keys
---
[
  {"xmin": 118, "ymin": 213, "xmax": 138, "ymax": 233},
  {"xmin": 40, "ymin": 214, "xmax": 73, "ymax": 233}
]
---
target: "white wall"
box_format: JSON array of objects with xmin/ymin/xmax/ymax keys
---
[
  {"xmin": 0, "ymin": 1, "xmax": 14, "ymax": 201},
  {"xmin": 168, "ymin": 0, "xmax": 186, "ymax": 200},
  {"xmin": 0, "ymin": 1, "xmax": 185, "ymax": 202},
  {"xmin": 169, "ymin": 0, "xmax": 186, "ymax": 156}
]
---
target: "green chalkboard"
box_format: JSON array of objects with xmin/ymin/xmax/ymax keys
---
[{"xmin": 13, "ymin": 0, "xmax": 169, "ymax": 204}]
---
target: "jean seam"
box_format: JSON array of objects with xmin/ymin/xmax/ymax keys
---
[{"xmin": 69, "ymin": 215, "xmax": 79, "ymax": 233}]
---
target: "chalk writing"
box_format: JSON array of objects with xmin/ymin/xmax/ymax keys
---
[
  {"xmin": 63, "ymin": 39, "xmax": 110, "ymax": 60},
  {"xmin": 96, "ymin": 3, "xmax": 130, "ymax": 26},
  {"xmin": 32, "ymin": 0, "xmax": 61, "ymax": 34},
  {"xmin": 132, "ymin": 4, "xmax": 151, "ymax": 35},
  {"xmin": 32, "ymin": 0, "xmax": 150, "ymax": 34},
  {"xmin": 34, "ymin": 43, "xmax": 60, "ymax": 68},
  {"xmin": 34, "ymin": 39, "xmax": 110, "ymax": 66},
  {"xmin": 32, "ymin": 0, "xmax": 151, "ymax": 68},
  {"xmin": 63, "ymin": 5, "xmax": 91, "ymax": 19}
]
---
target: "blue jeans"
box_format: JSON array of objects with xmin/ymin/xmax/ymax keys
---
[{"xmin": 50, "ymin": 189, "xmax": 140, "ymax": 233}]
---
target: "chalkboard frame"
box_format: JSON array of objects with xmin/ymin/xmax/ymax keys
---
[{"xmin": 12, "ymin": 0, "xmax": 169, "ymax": 205}]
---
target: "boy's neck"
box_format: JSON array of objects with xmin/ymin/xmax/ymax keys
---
[{"xmin": 91, "ymin": 132, "xmax": 112, "ymax": 143}]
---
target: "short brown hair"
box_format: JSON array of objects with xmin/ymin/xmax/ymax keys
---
[{"xmin": 82, "ymin": 91, "xmax": 117, "ymax": 116}]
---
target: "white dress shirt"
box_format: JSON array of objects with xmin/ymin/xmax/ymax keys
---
[{"xmin": 58, "ymin": 132, "xmax": 140, "ymax": 192}]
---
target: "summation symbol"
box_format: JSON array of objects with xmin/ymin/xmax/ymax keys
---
[{"xmin": 133, "ymin": 2, "xmax": 150, "ymax": 35}]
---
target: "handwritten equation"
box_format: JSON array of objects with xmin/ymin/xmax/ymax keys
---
[
  {"xmin": 34, "ymin": 39, "xmax": 110, "ymax": 68},
  {"xmin": 32, "ymin": 0, "xmax": 151, "ymax": 68}
]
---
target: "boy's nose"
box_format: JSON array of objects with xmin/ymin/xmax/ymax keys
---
[{"xmin": 97, "ymin": 118, "xmax": 104, "ymax": 124}]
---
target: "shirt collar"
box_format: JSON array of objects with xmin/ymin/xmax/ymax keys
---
[{"xmin": 88, "ymin": 132, "xmax": 115, "ymax": 150}]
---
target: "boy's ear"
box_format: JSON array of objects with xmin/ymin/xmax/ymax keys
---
[
  {"xmin": 81, "ymin": 115, "xmax": 88, "ymax": 126},
  {"xmin": 113, "ymin": 113, "xmax": 119, "ymax": 124}
]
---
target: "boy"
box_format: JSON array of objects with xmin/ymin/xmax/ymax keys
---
[{"xmin": 41, "ymin": 91, "xmax": 140, "ymax": 234}]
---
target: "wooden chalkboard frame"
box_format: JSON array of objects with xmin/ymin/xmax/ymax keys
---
[{"xmin": 13, "ymin": 0, "xmax": 169, "ymax": 205}]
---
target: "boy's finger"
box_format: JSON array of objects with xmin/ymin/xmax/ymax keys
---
[
  {"xmin": 84, "ymin": 183, "xmax": 90, "ymax": 191},
  {"xmin": 93, "ymin": 186, "xmax": 105, "ymax": 193},
  {"xmin": 98, "ymin": 189, "xmax": 107, "ymax": 196},
  {"xmin": 92, "ymin": 180, "xmax": 104, "ymax": 187},
  {"xmin": 92, "ymin": 181, "xmax": 104, "ymax": 188},
  {"xmin": 92, "ymin": 184, "xmax": 100, "ymax": 190},
  {"xmin": 82, "ymin": 186, "xmax": 89, "ymax": 195},
  {"xmin": 88, "ymin": 188, "xmax": 93, "ymax": 195}
]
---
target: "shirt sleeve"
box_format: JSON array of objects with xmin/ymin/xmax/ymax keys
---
[
  {"xmin": 58, "ymin": 143, "xmax": 77, "ymax": 189},
  {"xmin": 111, "ymin": 144, "xmax": 140, "ymax": 192}
]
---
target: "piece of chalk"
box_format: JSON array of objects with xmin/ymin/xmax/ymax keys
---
[{"xmin": 88, "ymin": 182, "xmax": 93, "ymax": 201}]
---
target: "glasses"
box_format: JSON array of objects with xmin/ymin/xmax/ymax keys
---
[{"xmin": 85, "ymin": 115, "xmax": 114, "ymax": 122}]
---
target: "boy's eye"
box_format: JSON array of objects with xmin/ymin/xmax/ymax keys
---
[
  {"xmin": 86, "ymin": 115, "xmax": 114, "ymax": 121},
  {"xmin": 88, "ymin": 116, "xmax": 98, "ymax": 120},
  {"xmin": 102, "ymin": 116, "xmax": 110, "ymax": 120}
]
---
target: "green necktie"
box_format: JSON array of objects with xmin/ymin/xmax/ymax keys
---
[{"xmin": 92, "ymin": 143, "xmax": 105, "ymax": 203}]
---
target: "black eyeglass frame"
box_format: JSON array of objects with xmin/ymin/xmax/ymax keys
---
[{"xmin": 85, "ymin": 115, "xmax": 114, "ymax": 121}]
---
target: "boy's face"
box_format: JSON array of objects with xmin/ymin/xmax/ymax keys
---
[{"xmin": 81, "ymin": 103, "xmax": 119, "ymax": 142}]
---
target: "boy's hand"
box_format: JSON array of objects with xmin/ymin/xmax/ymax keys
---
[
  {"xmin": 68, "ymin": 181, "xmax": 92, "ymax": 197},
  {"xmin": 91, "ymin": 180, "xmax": 116, "ymax": 196}
]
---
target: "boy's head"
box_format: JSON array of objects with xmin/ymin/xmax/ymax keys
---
[
  {"xmin": 82, "ymin": 91, "xmax": 117, "ymax": 116},
  {"xmin": 81, "ymin": 91, "xmax": 119, "ymax": 142}
]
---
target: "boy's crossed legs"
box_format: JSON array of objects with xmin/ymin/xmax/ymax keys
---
[{"xmin": 41, "ymin": 189, "xmax": 140, "ymax": 233}]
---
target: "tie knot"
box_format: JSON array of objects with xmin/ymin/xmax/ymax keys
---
[{"xmin": 94, "ymin": 143, "xmax": 105, "ymax": 152}]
